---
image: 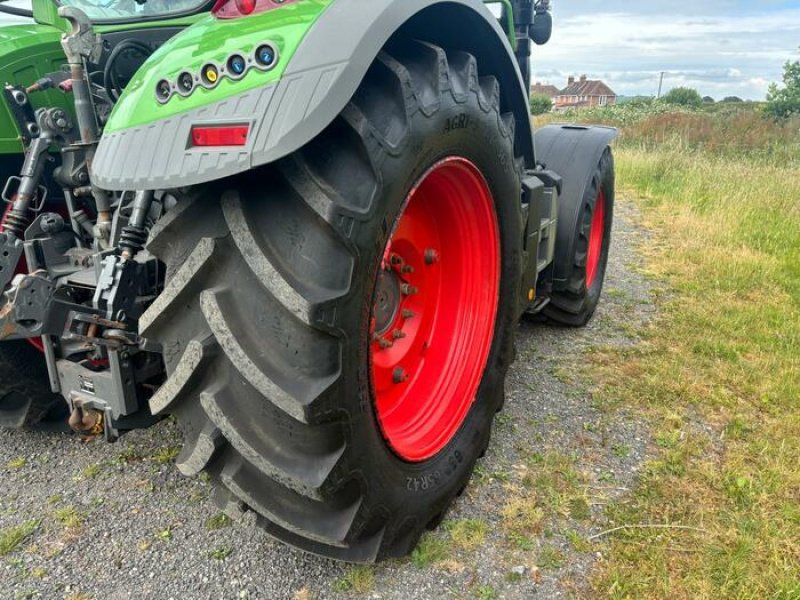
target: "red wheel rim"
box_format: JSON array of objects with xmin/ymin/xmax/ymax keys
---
[
  {"xmin": 586, "ymin": 189, "xmax": 606, "ymax": 289},
  {"xmin": 370, "ymin": 157, "xmax": 500, "ymax": 462}
]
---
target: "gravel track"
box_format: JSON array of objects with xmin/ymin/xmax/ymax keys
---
[{"xmin": 0, "ymin": 197, "xmax": 654, "ymax": 600}]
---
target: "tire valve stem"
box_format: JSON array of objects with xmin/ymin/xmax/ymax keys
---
[
  {"xmin": 392, "ymin": 367, "xmax": 409, "ymax": 384},
  {"xmin": 400, "ymin": 283, "xmax": 418, "ymax": 296},
  {"xmin": 424, "ymin": 248, "xmax": 440, "ymax": 265}
]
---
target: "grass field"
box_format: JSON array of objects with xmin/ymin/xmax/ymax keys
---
[{"xmin": 540, "ymin": 104, "xmax": 800, "ymax": 598}]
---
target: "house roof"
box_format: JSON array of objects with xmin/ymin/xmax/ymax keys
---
[
  {"xmin": 531, "ymin": 83, "xmax": 559, "ymax": 97},
  {"xmin": 559, "ymin": 78, "xmax": 616, "ymax": 98}
]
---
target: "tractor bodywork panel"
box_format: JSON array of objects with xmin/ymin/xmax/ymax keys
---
[
  {"xmin": 0, "ymin": 25, "xmax": 66, "ymax": 155},
  {"xmin": 0, "ymin": 14, "xmax": 204, "ymax": 156},
  {"xmin": 92, "ymin": 0, "xmax": 532, "ymax": 191}
]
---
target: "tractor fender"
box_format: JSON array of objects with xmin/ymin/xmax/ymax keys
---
[
  {"xmin": 92, "ymin": 0, "xmax": 532, "ymax": 191},
  {"xmin": 534, "ymin": 124, "xmax": 618, "ymax": 288}
]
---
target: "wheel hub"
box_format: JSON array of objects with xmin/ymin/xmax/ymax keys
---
[{"xmin": 374, "ymin": 270, "xmax": 402, "ymax": 336}]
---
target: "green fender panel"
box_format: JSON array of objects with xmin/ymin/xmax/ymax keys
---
[
  {"xmin": 92, "ymin": 0, "xmax": 533, "ymax": 191},
  {"xmin": 0, "ymin": 15, "xmax": 205, "ymax": 156}
]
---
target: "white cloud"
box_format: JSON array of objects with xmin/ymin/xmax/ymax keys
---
[{"xmin": 531, "ymin": 3, "xmax": 799, "ymax": 99}]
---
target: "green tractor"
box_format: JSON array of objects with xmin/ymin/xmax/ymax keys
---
[{"xmin": 0, "ymin": 0, "xmax": 615, "ymax": 562}]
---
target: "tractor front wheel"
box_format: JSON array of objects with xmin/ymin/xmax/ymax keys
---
[
  {"xmin": 141, "ymin": 40, "xmax": 523, "ymax": 561},
  {"xmin": 544, "ymin": 148, "xmax": 615, "ymax": 326}
]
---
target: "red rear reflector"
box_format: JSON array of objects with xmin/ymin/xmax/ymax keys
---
[
  {"xmin": 235, "ymin": 0, "xmax": 255, "ymax": 14},
  {"xmin": 191, "ymin": 125, "xmax": 249, "ymax": 147},
  {"xmin": 212, "ymin": 0, "xmax": 298, "ymax": 19}
]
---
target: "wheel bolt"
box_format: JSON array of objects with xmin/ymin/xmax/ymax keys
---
[
  {"xmin": 390, "ymin": 254, "xmax": 403, "ymax": 266},
  {"xmin": 393, "ymin": 367, "xmax": 409, "ymax": 384},
  {"xmin": 401, "ymin": 283, "xmax": 418, "ymax": 295},
  {"xmin": 378, "ymin": 338, "xmax": 393, "ymax": 349},
  {"xmin": 401, "ymin": 265, "xmax": 414, "ymax": 274},
  {"xmin": 402, "ymin": 309, "xmax": 415, "ymax": 319},
  {"xmin": 392, "ymin": 330, "xmax": 406, "ymax": 340},
  {"xmin": 424, "ymin": 249, "xmax": 439, "ymax": 265}
]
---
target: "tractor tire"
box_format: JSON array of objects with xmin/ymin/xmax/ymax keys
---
[
  {"xmin": 141, "ymin": 40, "xmax": 524, "ymax": 562},
  {"xmin": 0, "ymin": 340, "xmax": 68, "ymax": 429},
  {"xmin": 544, "ymin": 148, "xmax": 614, "ymax": 326}
]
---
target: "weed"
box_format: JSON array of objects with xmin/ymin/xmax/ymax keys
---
[
  {"xmin": 208, "ymin": 547, "xmax": 232, "ymax": 560},
  {"xmin": 410, "ymin": 533, "xmax": 449, "ymax": 568},
  {"xmin": 509, "ymin": 532, "xmax": 535, "ymax": 551},
  {"xmin": 502, "ymin": 496, "xmax": 544, "ymax": 536},
  {"xmin": 611, "ymin": 444, "xmax": 631, "ymax": 458},
  {"xmin": 114, "ymin": 445, "xmax": 142, "ymax": 465},
  {"xmin": 81, "ymin": 463, "xmax": 101, "ymax": 479},
  {"xmin": 565, "ymin": 529, "xmax": 592, "ymax": 553},
  {"xmin": 153, "ymin": 446, "xmax": 181, "ymax": 465},
  {"xmin": 205, "ymin": 513, "xmax": 232, "ymax": 531},
  {"xmin": 0, "ymin": 520, "xmax": 39, "ymax": 556},
  {"xmin": 446, "ymin": 518, "xmax": 489, "ymax": 552},
  {"xmin": 538, "ymin": 546, "xmax": 566, "ymax": 570},
  {"xmin": 53, "ymin": 507, "xmax": 83, "ymax": 529},
  {"xmin": 567, "ymin": 496, "xmax": 591, "ymax": 521},
  {"xmin": 6, "ymin": 457, "xmax": 25, "ymax": 470},
  {"xmin": 332, "ymin": 565, "xmax": 375, "ymax": 594}
]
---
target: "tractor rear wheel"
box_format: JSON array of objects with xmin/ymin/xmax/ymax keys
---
[
  {"xmin": 0, "ymin": 340, "xmax": 67, "ymax": 429},
  {"xmin": 544, "ymin": 148, "xmax": 614, "ymax": 326},
  {"xmin": 141, "ymin": 40, "xmax": 523, "ymax": 562}
]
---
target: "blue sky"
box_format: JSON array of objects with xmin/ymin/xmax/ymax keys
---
[
  {"xmin": 2, "ymin": 1, "xmax": 798, "ymax": 100},
  {"xmin": 532, "ymin": 0, "xmax": 800, "ymax": 99}
]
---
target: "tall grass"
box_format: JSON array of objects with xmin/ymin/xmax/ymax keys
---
[
  {"xmin": 538, "ymin": 102, "xmax": 800, "ymax": 165},
  {"xmin": 556, "ymin": 105, "xmax": 800, "ymax": 597}
]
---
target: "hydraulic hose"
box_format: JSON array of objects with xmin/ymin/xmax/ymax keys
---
[{"xmin": 0, "ymin": 1, "xmax": 33, "ymax": 18}]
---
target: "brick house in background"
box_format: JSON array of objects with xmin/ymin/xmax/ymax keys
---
[
  {"xmin": 554, "ymin": 75, "xmax": 617, "ymax": 111},
  {"xmin": 530, "ymin": 82, "xmax": 560, "ymax": 98}
]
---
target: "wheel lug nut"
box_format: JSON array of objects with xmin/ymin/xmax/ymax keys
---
[
  {"xmin": 401, "ymin": 265, "xmax": 414, "ymax": 274},
  {"xmin": 400, "ymin": 283, "xmax": 418, "ymax": 295},
  {"xmin": 393, "ymin": 367, "xmax": 409, "ymax": 384},
  {"xmin": 378, "ymin": 338, "xmax": 393, "ymax": 349},
  {"xmin": 390, "ymin": 254, "xmax": 403, "ymax": 266},
  {"xmin": 424, "ymin": 249, "xmax": 439, "ymax": 265},
  {"xmin": 402, "ymin": 309, "xmax": 415, "ymax": 319},
  {"xmin": 392, "ymin": 330, "xmax": 406, "ymax": 340}
]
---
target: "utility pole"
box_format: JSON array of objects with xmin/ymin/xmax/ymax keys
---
[{"xmin": 657, "ymin": 71, "xmax": 665, "ymax": 99}]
